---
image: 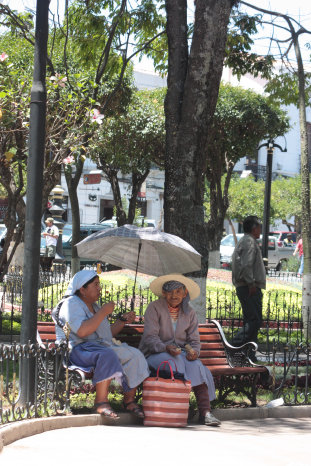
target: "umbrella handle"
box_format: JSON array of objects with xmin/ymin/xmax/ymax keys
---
[
  {"xmin": 133, "ymin": 241, "xmax": 142, "ymax": 291},
  {"xmin": 131, "ymin": 241, "xmax": 142, "ymax": 313}
]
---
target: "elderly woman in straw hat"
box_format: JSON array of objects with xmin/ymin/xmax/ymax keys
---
[
  {"xmin": 139, "ymin": 273, "xmax": 220, "ymax": 426},
  {"xmin": 53, "ymin": 270, "xmax": 149, "ymax": 419}
]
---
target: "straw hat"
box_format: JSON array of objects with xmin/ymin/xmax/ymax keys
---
[
  {"xmin": 150, "ymin": 274, "xmax": 200, "ymax": 300},
  {"xmin": 45, "ymin": 217, "xmax": 54, "ymax": 223}
]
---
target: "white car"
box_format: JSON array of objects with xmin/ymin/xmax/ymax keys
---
[
  {"xmin": 219, "ymin": 234, "xmax": 244, "ymax": 269},
  {"xmin": 220, "ymin": 233, "xmax": 295, "ymax": 271}
]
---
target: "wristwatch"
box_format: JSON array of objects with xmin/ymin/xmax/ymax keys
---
[{"xmin": 118, "ymin": 314, "xmax": 127, "ymax": 322}]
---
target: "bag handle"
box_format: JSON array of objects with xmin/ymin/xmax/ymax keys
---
[{"xmin": 156, "ymin": 359, "xmax": 177, "ymax": 380}]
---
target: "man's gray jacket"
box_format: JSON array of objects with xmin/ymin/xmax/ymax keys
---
[{"xmin": 232, "ymin": 233, "xmax": 266, "ymax": 289}]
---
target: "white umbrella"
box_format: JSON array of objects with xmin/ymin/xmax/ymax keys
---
[{"xmin": 76, "ymin": 224, "xmax": 201, "ymax": 277}]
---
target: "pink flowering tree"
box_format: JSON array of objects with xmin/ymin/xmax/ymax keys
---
[{"xmin": 0, "ymin": 1, "xmax": 165, "ymax": 273}]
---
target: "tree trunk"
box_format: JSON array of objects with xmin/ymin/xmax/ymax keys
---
[
  {"xmin": 127, "ymin": 171, "xmax": 150, "ymax": 224},
  {"xmin": 293, "ymin": 36, "xmax": 311, "ymax": 336},
  {"xmin": 164, "ymin": 0, "xmax": 233, "ymax": 322},
  {"xmin": 64, "ymin": 158, "xmax": 84, "ymax": 276},
  {"xmin": 102, "ymin": 166, "xmax": 127, "ymax": 226}
]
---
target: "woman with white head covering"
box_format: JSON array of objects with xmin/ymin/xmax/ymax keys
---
[
  {"xmin": 139, "ymin": 273, "xmax": 220, "ymax": 427},
  {"xmin": 53, "ymin": 270, "xmax": 149, "ymax": 419}
]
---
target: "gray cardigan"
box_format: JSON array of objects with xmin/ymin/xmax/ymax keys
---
[
  {"xmin": 139, "ymin": 297, "xmax": 201, "ymax": 358},
  {"xmin": 232, "ymin": 233, "xmax": 266, "ymax": 289}
]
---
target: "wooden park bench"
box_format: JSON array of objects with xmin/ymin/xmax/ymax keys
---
[{"xmin": 37, "ymin": 319, "xmax": 269, "ymax": 407}]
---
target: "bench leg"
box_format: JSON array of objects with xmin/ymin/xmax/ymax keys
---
[{"xmin": 215, "ymin": 374, "xmax": 259, "ymax": 407}]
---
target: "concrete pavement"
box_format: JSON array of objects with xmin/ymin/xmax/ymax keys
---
[
  {"xmin": 1, "ymin": 418, "xmax": 310, "ymax": 466},
  {"xmin": 1, "ymin": 407, "xmax": 311, "ymax": 465}
]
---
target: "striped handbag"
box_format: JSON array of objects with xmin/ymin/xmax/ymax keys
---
[{"xmin": 142, "ymin": 360, "xmax": 191, "ymax": 427}]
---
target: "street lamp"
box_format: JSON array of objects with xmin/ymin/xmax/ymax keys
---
[
  {"xmin": 257, "ymin": 138, "xmax": 287, "ymax": 261},
  {"xmin": 49, "ymin": 184, "xmax": 66, "ymax": 263}
]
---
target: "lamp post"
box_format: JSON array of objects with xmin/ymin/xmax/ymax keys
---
[
  {"xmin": 19, "ymin": 0, "xmax": 49, "ymax": 406},
  {"xmin": 257, "ymin": 138, "xmax": 287, "ymax": 261},
  {"xmin": 49, "ymin": 184, "xmax": 66, "ymax": 263}
]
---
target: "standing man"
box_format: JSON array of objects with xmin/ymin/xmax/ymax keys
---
[
  {"xmin": 231, "ymin": 215, "xmax": 266, "ymax": 362},
  {"xmin": 42, "ymin": 217, "xmax": 59, "ymax": 262}
]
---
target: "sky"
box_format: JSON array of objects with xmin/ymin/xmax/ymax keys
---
[
  {"xmin": 3, "ymin": 0, "xmax": 311, "ymax": 70},
  {"xmin": 240, "ymin": 1, "xmax": 311, "ymax": 63}
]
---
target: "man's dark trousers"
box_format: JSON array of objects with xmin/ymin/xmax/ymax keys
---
[{"xmin": 232, "ymin": 286, "xmax": 263, "ymax": 360}]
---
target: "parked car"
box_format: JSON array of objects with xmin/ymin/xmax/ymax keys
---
[
  {"xmin": 269, "ymin": 231, "xmax": 297, "ymax": 246},
  {"xmin": 40, "ymin": 223, "xmax": 114, "ymax": 264},
  {"xmin": 257, "ymin": 236, "xmax": 295, "ymax": 270},
  {"xmin": 220, "ymin": 233, "xmax": 295, "ymax": 271},
  {"xmin": 101, "ymin": 217, "xmax": 158, "ymax": 228}
]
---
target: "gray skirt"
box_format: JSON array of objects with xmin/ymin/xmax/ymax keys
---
[{"xmin": 146, "ymin": 351, "xmax": 216, "ymax": 401}]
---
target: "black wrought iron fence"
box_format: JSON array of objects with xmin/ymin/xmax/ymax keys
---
[
  {"xmin": 0, "ymin": 341, "xmax": 70, "ymax": 425},
  {"xmin": 270, "ymin": 339, "xmax": 311, "ymax": 405}
]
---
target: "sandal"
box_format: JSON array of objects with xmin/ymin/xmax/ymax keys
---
[
  {"xmin": 123, "ymin": 401, "xmax": 144, "ymax": 419},
  {"xmin": 94, "ymin": 402, "xmax": 120, "ymax": 419}
]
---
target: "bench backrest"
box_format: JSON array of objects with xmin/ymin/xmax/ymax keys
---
[
  {"xmin": 37, "ymin": 321, "xmax": 230, "ymax": 369},
  {"xmin": 37, "ymin": 321, "xmax": 57, "ymax": 342}
]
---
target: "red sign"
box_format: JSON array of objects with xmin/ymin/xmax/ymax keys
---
[{"xmin": 83, "ymin": 174, "xmax": 101, "ymax": 184}]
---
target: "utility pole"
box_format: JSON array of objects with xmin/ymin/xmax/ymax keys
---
[{"xmin": 19, "ymin": 0, "xmax": 49, "ymax": 405}]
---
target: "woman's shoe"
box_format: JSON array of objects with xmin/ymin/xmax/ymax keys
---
[
  {"xmin": 123, "ymin": 401, "xmax": 144, "ymax": 418},
  {"xmin": 199, "ymin": 411, "xmax": 221, "ymax": 426},
  {"xmin": 94, "ymin": 402, "xmax": 120, "ymax": 419}
]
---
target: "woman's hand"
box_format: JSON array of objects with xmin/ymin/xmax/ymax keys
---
[
  {"xmin": 99, "ymin": 301, "xmax": 115, "ymax": 317},
  {"xmin": 166, "ymin": 344, "xmax": 182, "ymax": 356},
  {"xmin": 121, "ymin": 310, "xmax": 136, "ymax": 324},
  {"xmin": 186, "ymin": 351, "xmax": 198, "ymax": 361}
]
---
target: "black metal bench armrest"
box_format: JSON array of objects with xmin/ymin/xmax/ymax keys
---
[{"xmin": 210, "ymin": 319, "xmax": 259, "ymax": 367}]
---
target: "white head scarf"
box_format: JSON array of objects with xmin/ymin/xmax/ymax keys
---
[{"xmin": 65, "ymin": 270, "xmax": 98, "ymax": 296}]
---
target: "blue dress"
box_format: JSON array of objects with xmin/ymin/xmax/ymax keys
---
[{"xmin": 54, "ymin": 295, "xmax": 149, "ymax": 389}]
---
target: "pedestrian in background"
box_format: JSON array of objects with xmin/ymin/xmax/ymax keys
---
[
  {"xmin": 231, "ymin": 215, "xmax": 266, "ymax": 362},
  {"xmin": 293, "ymin": 235, "xmax": 304, "ymax": 276},
  {"xmin": 42, "ymin": 217, "xmax": 59, "ymax": 259}
]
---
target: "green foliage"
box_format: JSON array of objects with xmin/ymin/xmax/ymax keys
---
[
  {"xmin": 209, "ymin": 82, "xmax": 289, "ymax": 164},
  {"xmin": 225, "ymin": 11, "xmax": 274, "ymax": 80},
  {"xmin": 1, "ymin": 318, "xmax": 21, "ymax": 335},
  {"xmin": 226, "ymin": 175, "xmax": 265, "ymax": 224},
  {"xmin": 265, "ymin": 70, "xmax": 311, "ymax": 108},
  {"xmin": 91, "ymin": 87, "xmax": 165, "ymax": 173},
  {"xmin": 270, "ymin": 176, "xmax": 302, "ymax": 226},
  {"xmin": 226, "ymin": 175, "xmax": 303, "ymax": 228}
]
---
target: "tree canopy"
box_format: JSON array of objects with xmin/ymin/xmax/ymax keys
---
[
  {"xmin": 204, "ymin": 82, "xmax": 290, "ymax": 250},
  {"xmin": 90, "ymin": 88, "xmax": 165, "ymax": 225}
]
